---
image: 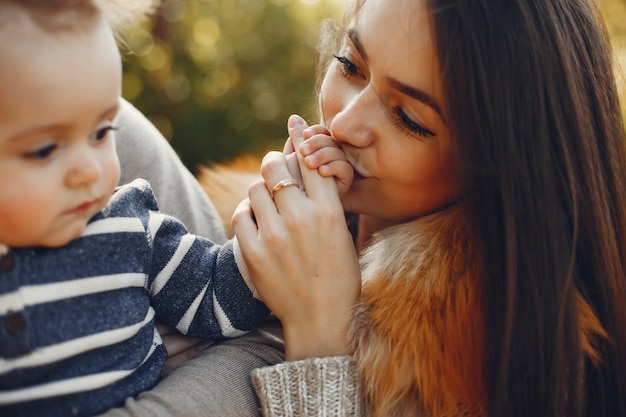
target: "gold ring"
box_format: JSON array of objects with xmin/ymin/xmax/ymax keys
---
[{"xmin": 271, "ymin": 178, "xmax": 299, "ymax": 198}]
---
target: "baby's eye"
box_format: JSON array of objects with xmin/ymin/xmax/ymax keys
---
[
  {"xmin": 24, "ymin": 143, "xmax": 57, "ymax": 159},
  {"xmin": 89, "ymin": 125, "xmax": 119, "ymax": 142}
]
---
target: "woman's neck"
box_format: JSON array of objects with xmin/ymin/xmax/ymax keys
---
[{"xmin": 356, "ymin": 215, "xmax": 400, "ymax": 252}]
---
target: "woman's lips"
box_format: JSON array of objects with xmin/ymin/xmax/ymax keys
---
[{"xmin": 353, "ymin": 169, "xmax": 365, "ymax": 180}]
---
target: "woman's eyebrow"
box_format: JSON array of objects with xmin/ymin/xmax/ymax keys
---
[
  {"xmin": 346, "ymin": 28, "xmax": 368, "ymax": 62},
  {"xmin": 386, "ymin": 77, "xmax": 444, "ymax": 120},
  {"xmin": 346, "ymin": 28, "xmax": 444, "ymax": 122}
]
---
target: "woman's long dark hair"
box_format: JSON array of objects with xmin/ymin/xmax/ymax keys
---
[{"xmin": 429, "ymin": 0, "xmax": 626, "ymax": 415}]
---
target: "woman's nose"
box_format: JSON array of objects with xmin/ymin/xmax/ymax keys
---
[{"xmin": 328, "ymin": 86, "xmax": 378, "ymax": 148}]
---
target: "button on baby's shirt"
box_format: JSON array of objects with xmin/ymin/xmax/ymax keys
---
[
  {"xmin": 0, "ymin": 253, "xmax": 15, "ymax": 272},
  {"xmin": 5, "ymin": 312, "xmax": 27, "ymax": 334}
]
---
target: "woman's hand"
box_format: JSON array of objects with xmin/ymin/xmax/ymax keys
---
[{"xmin": 233, "ymin": 114, "xmax": 361, "ymax": 361}]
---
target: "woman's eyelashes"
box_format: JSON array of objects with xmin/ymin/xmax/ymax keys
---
[
  {"xmin": 392, "ymin": 106, "xmax": 435, "ymax": 138},
  {"xmin": 334, "ymin": 54, "xmax": 435, "ymax": 138}
]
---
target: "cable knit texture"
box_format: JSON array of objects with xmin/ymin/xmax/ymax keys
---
[{"xmin": 251, "ymin": 356, "xmax": 363, "ymax": 417}]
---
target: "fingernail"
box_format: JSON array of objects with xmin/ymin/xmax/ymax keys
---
[{"xmin": 288, "ymin": 114, "xmax": 306, "ymax": 128}]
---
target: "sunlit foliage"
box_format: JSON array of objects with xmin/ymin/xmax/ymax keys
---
[
  {"xmin": 600, "ymin": 0, "xmax": 626, "ymax": 123},
  {"xmin": 121, "ymin": 0, "xmax": 626, "ymax": 172},
  {"xmin": 121, "ymin": 0, "xmax": 345, "ymax": 172}
]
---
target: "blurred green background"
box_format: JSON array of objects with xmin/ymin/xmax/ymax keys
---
[
  {"xmin": 120, "ymin": 0, "xmax": 345, "ymax": 174},
  {"xmin": 120, "ymin": 0, "xmax": 626, "ymax": 174}
]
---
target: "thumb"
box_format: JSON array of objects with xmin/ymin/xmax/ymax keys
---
[{"xmin": 287, "ymin": 114, "xmax": 309, "ymax": 150}]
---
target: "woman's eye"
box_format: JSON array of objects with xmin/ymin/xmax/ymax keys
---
[
  {"xmin": 90, "ymin": 125, "xmax": 119, "ymax": 142},
  {"xmin": 392, "ymin": 106, "xmax": 435, "ymax": 138},
  {"xmin": 24, "ymin": 144, "xmax": 57, "ymax": 159},
  {"xmin": 334, "ymin": 54, "xmax": 364, "ymax": 79}
]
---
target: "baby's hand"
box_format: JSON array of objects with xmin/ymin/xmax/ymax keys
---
[{"xmin": 297, "ymin": 125, "xmax": 353, "ymax": 198}]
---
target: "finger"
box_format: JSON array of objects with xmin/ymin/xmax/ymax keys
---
[
  {"xmin": 303, "ymin": 147, "xmax": 347, "ymax": 170},
  {"xmin": 318, "ymin": 160, "xmax": 354, "ymax": 182},
  {"xmin": 300, "ymin": 133, "xmax": 340, "ymax": 157},
  {"xmin": 231, "ymin": 197, "xmax": 259, "ymax": 243},
  {"xmin": 283, "ymin": 137, "xmax": 295, "ymax": 154},
  {"xmin": 286, "ymin": 114, "xmax": 309, "ymax": 150},
  {"xmin": 285, "ymin": 152, "xmax": 304, "ymax": 190},
  {"xmin": 260, "ymin": 150, "xmax": 304, "ymax": 205},
  {"xmin": 302, "ymin": 124, "xmax": 330, "ymax": 140},
  {"xmin": 319, "ymin": 160, "xmax": 354, "ymax": 198},
  {"xmin": 288, "ymin": 115, "xmax": 341, "ymax": 203}
]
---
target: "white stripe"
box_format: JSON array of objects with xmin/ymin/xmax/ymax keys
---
[
  {"xmin": 213, "ymin": 293, "xmax": 246, "ymax": 338},
  {"xmin": 0, "ymin": 273, "xmax": 145, "ymax": 316},
  {"xmin": 0, "ymin": 370, "xmax": 133, "ymax": 404},
  {"xmin": 233, "ymin": 237, "xmax": 260, "ymax": 299},
  {"xmin": 83, "ymin": 217, "xmax": 144, "ymax": 236},
  {"xmin": 0, "ymin": 308, "xmax": 155, "ymax": 375},
  {"xmin": 147, "ymin": 210, "xmax": 164, "ymax": 244},
  {"xmin": 176, "ymin": 284, "xmax": 209, "ymax": 334},
  {"xmin": 150, "ymin": 234, "xmax": 195, "ymax": 296},
  {"xmin": 0, "ymin": 327, "xmax": 163, "ymax": 405}
]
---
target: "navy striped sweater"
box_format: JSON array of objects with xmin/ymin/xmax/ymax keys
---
[{"xmin": 0, "ymin": 179, "xmax": 269, "ymax": 417}]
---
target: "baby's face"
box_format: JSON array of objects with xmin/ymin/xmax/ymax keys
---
[{"xmin": 0, "ymin": 12, "xmax": 122, "ymax": 248}]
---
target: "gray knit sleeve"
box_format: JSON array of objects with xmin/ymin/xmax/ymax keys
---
[{"xmin": 251, "ymin": 356, "xmax": 364, "ymax": 417}]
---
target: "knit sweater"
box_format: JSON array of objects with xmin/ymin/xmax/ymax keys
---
[
  {"xmin": 252, "ymin": 356, "xmax": 363, "ymax": 417},
  {"xmin": 0, "ymin": 179, "xmax": 268, "ymax": 417}
]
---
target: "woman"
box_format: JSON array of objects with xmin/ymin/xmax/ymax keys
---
[{"xmin": 234, "ymin": 0, "xmax": 626, "ymax": 416}]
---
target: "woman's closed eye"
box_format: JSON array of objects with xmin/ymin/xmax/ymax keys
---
[{"xmin": 392, "ymin": 106, "xmax": 435, "ymax": 138}]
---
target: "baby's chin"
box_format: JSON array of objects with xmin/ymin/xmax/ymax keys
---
[{"xmin": 37, "ymin": 224, "xmax": 89, "ymax": 248}]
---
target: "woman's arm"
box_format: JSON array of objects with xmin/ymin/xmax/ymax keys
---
[
  {"xmin": 234, "ymin": 114, "xmax": 360, "ymax": 360},
  {"xmin": 234, "ymin": 115, "xmax": 363, "ymax": 415}
]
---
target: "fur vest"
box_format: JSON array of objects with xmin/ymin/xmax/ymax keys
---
[
  {"xmin": 351, "ymin": 204, "xmax": 487, "ymax": 417},
  {"xmin": 350, "ymin": 204, "xmax": 606, "ymax": 417}
]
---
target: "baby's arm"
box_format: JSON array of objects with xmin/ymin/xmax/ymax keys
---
[{"xmin": 285, "ymin": 124, "xmax": 353, "ymax": 198}]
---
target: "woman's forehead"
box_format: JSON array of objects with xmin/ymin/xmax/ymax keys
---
[
  {"xmin": 354, "ymin": 0, "xmax": 433, "ymax": 52},
  {"xmin": 351, "ymin": 0, "xmax": 443, "ymax": 104}
]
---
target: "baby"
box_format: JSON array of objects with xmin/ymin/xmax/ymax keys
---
[{"xmin": 0, "ymin": 1, "xmax": 268, "ymax": 416}]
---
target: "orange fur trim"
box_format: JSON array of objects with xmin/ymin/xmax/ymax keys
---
[{"xmin": 350, "ymin": 204, "xmax": 487, "ymax": 417}]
